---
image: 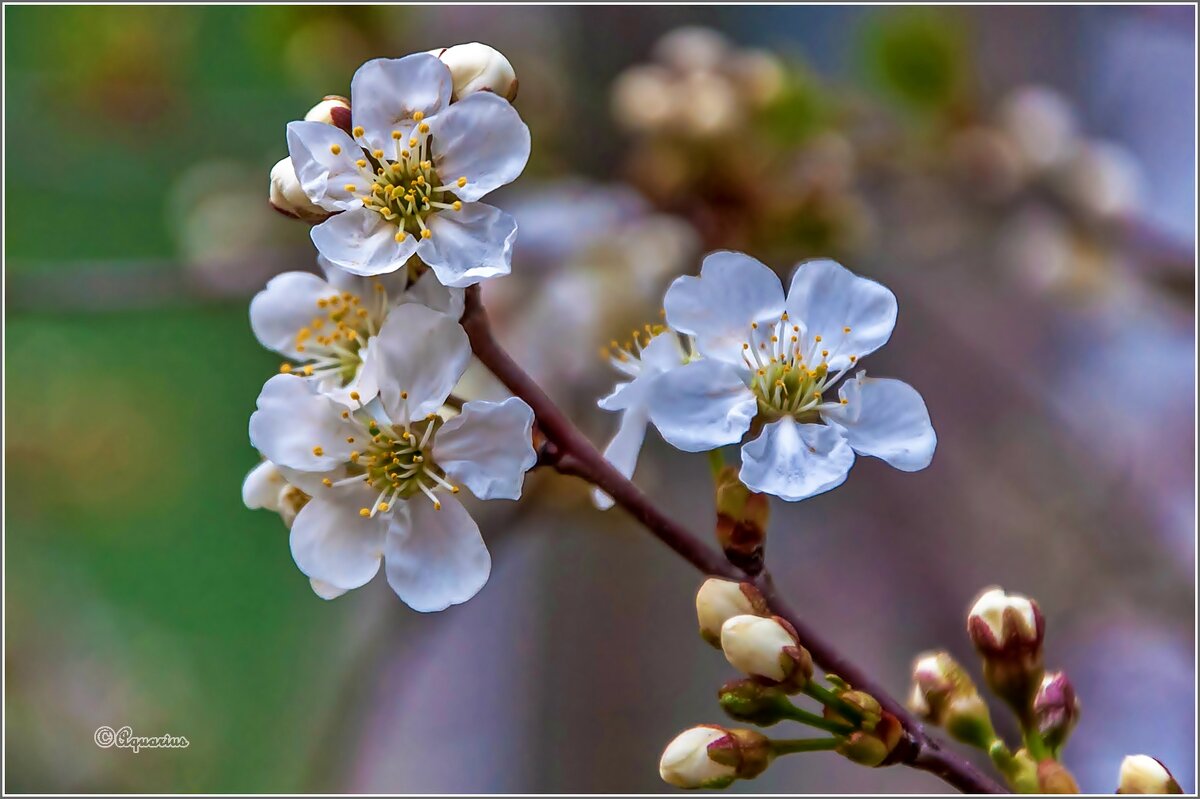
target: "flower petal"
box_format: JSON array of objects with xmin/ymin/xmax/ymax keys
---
[
  {"xmin": 318, "ymin": 254, "xmax": 409, "ymax": 297},
  {"xmin": 351, "ymin": 54, "xmax": 453, "ymax": 154},
  {"xmin": 432, "ymin": 397, "xmax": 536, "ymax": 500},
  {"xmin": 310, "ymin": 578, "xmax": 349, "ymax": 600},
  {"xmin": 431, "ymin": 92, "xmax": 531, "ymax": 202},
  {"xmin": 249, "ymin": 374, "xmax": 359, "ymax": 471},
  {"xmin": 591, "ymin": 402, "xmax": 650, "ymax": 510},
  {"xmin": 243, "ymin": 460, "xmax": 285, "ymax": 510},
  {"xmin": 289, "ymin": 492, "xmax": 386, "ymax": 590},
  {"xmin": 249, "ymin": 271, "xmax": 335, "ymax": 359},
  {"xmin": 664, "ymin": 251, "xmax": 785, "ymax": 365},
  {"xmin": 405, "ymin": 267, "xmax": 466, "ymax": 317},
  {"xmin": 739, "ymin": 418, "xmax": 855, "ymax": 501},
  {"xmin": 310, "ymin": 207, "xmax": 418, "ymax": 277},
  {"xmin": 373, "ymin": 303, "xmax": 471, "ymax": 420},
  {"xmin": 648, "ymin": 359, "xmax": 756, "ymax": 452},
  {"xmin": 286, "ymin": 121, "xmax": 369, "ymax": 211},
  {"xmin": 822, "ymin": 373, "xmax": 936, "ymax": 471},
  {"xmin": 784, "ymin": 259, "xmax": 898, "ymax": 370},
  {"xmin": 384, "ymin": 494, "xmax": 491, "ymax": 612},
  {"xmin": 416, "ymin": 202, "xmax": 516, "ymax": 287}
]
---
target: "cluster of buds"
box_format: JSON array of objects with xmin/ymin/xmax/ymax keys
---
[
  {"xmin": 660, "ymin": 579, "xmax": 907, "ymax": 789},
  {"xmin": 269, "ymin": 43, "xmax": 517, "ymax": 222},
  {"xmin": 907, "ymin": 586, "xmax": 1185, "ymax": 794},
  {"xmin": 611, "ymin": 26, "xmax": 785, "ymax": 138}
]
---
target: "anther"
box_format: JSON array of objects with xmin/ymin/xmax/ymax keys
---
[
  {"xmin": 312, "ymin": 446, "xmax": 324, "ymax": 456},
  {"xmin": 352, "ymin": 126, "xmax": 365, "ymax": 138},
  {"xmin": 330, "ymin": 144, "xmax": 342, "ymax": 155}
]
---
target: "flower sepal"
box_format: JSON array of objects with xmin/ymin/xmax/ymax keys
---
[{"xmin": 714, "ymin": 466, "xmax": 769, "ymax": 575}]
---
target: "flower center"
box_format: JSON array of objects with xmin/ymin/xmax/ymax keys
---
[
  {"xmin": 339, "ymin": 112, "xmax": 468, "ymax": 242},
  {"xmin": 318, "ymin": 393, "xmax": 460, "ymax": 517},
  {"xmin": 741, "ymin": 312, "xmax": 858, "ymax": 422},
  {"xmin": 281, "ymin": 282, "xmax": 391, "ymax": 385}
]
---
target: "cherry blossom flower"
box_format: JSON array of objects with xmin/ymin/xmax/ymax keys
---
[
  {"xmin": 593, "ymin": 326, "xmax": 694, "ymax": 509},
  {"xmin": 286, "ymin": 52, "xmax": 530, "ymax": 286},
  {"xmin": 250, "ymin": 257, "xmax": 462, "ymax": 406},
  {"xmin": 248, "ymin": 303, "xmax": 537, "ymax": 610},
  {"xmin": 649, "ymin": 251, "xmax": 936, "ymax": 501}
]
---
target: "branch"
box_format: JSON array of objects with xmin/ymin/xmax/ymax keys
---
[{"xmin": 460, "ymin": 286, "xmax": 1007, "ymax": 794}]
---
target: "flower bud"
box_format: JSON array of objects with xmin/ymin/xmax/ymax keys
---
[
  {"xmin": 909, "ymin": 651, "xmax": 995, "ymax": 748},
  {"xmin": 824, "ymin": 689, "xmax": 882, "ymax": 732},
  {"xmin": 728, "ymin": 49, "xmax": 786, "ymax": 107},
  {"xmin": 1034, "ymin": 671, "xmax": 1080, "ymax": 752},
  {"xmin": 695, "ymin": 578, "xmax": 767, "ymax": 647},
  {"xmin": 1117, "ymin": 755, "xmax": 1183, "ymax": 794},
  {"xmin": 998, "ymin": 85, "xmax": 1077, "ymax": 171},
  {"xmin": 303, "ymin": 95, "xmax": 351, "ymax": 131},
  {"xmin": 659, "ymin": 725, "xmax": 771, "ymax": 789},
  {"xmin": 611, "ymin": 65, "xmax": 676, "ymax": 133},
  {"xmin": 430, "ymin": 43, "xmax": 518, "ymax": 102},
  {"xmin": 967, "ymin": 587, "xmax": 1045, "ymax": 717},
  {"xmin": 652, "ymin": 26, "xmax": 730, "ymax": 73},
  {"xmin": 243, "ymin": 460, "xmax": 286, "ymax": 512},
  {"xmin": 1038, "ymin": 759, "xmax": 1081, "ymax": 794},
  {"xmin": 269, "ymin": 157, "xmax": 328, "ymax": 223},
  {"xmin": 720, "ymin": 615, "xmax": 813, "ymax": 692},
  {"xmin": 836, "ymin": 712, "xmax": 904, "ymax": 767},
  {"xmin": 714, "ymin": 467, "xmax": 769, "ymax": 574},
  {"xmin": 718, "ymin": 678, "xmax": 792, "ymax": 727}
]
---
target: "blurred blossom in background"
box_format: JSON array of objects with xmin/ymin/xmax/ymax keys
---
[{"xmin": 4, "ymin": 4, "xmax": 1194, "ymax": 793}]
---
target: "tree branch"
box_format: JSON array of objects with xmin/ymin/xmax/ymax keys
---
[{"xmin": 460, "ymin": 286, "xmax": 1007, "ymax": 794}]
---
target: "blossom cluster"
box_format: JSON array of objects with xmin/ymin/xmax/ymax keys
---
[{"xmin": 247, "ymin": 45, "xmax": 536, "ymax": 611}]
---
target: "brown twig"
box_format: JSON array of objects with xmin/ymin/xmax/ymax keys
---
[{"xmin": 460, "ymin": 286, "xmax": 1006, "ymax": 794}]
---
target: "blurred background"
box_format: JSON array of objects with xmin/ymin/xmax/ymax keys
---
[{"xmin": 3, "ymin": 4, "xmax": 1195, "ymax": 793}]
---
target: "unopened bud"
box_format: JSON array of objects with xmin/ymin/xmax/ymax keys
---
[
  {"xmin": 1117, "ymin": 755, "xmax": 1183, "ymax": 794},
  {"xmin": 720, "ymin": 615, "xmax": 813, "ymax": 692},
  {"xmin": 1038, "ymin": 759, "xmax": 1081, "ymax": 794},
  {"xmin": 967, "ymin": 587, "xmax": 1045, "ymax": 718},
  {"xmin": 1034, "ymin": 671, "xmax": 1080, "ymax": 751},
  {"xmin": 653, "ymin": 26, "xmax": 730, "ymax": 73},
  {"xmin": 714, "ymin": 467, "xmax": 769, "ymax": 574},
  {"xmin": 303, "ymin": 95, "xmax": 351, "ymax": 131},
  {"xmin": 430, "ymin": 43, "xmax": 517, "ymax": 102},
  {"xmin": 728, "ymin": 49, "xmax": 786, "ymax": 107},
  {"xmin": 659, "ymin": 725, "xmax": 771, "ymax": 789},
  {"xmin": 695, "ymin": 578, "xmax": 767, "ymax": 647},
  {"xmin": 824, "ymin": 689, "xmax": 882, "ymax": 732},
  {"xmin": 909, "ymin": 651, "xmax": 994, "ymax": 748},
  {"xmin": 718, "ymin": 679, "xmax": 792, "ymax": 727},
  {"xmin": 836, "ymin": 712, "xmax": 904, "ymax": 767},
  {"xmin": 269, "ymin": 157, "xmax": 328, "ymax": 223}
]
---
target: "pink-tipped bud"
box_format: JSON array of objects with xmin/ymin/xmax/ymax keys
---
[
  {"xmin": 720, "ymin": 615, "xmax": 813, "ymax": 693},
  {"xmin": 1034, "ymin": 671, "xmax": 1080, "ymax": 751},
  {"xmin": 695, "ymin": 578, "xmax": 767, "ymax": 647},
  {"xmin": 967, "ymin": 587, "xmax": 1045, "ymax": 718},
  {"xmin": 1117, "ymin": 755, "xmax": 1183, "ymax": 794},
  {"xmin": 658, "ymin": 725, "xmax": 771, "ymax": 789}
]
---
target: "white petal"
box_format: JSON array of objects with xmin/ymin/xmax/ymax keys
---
[
  {"xmin": 384, "ymin": 494, "xmax": 491, "ymax": 612},
  {"xmin": 243, "ymin": 460, "xmax": 285, "ymax": 511},
  {"xmin": 431, "ymin": 92, "xmax": 531, "ymax": 202},
  {"xmin": 310, "ymin": 207, "xmax": 418, "ymax": 277},
  {"xmin": 639, "ymin": 332, "xmax": 688, "ymax": 373},
  {"xmin": 285, "ymin": 121, "xmax": 369, "ymax": 211},
  {"xmin": 416, "ymin": 203, "xmax": 516, "ymax": 287},
  {"xmin": 322, "ymin": 337, "xmax": 381, "ymax": 407},
  {"xmin": 373, "ymin": 303, "xmax": 471, "ymax": 420},
  {"xmin": 591, "ymin": 403, "xmax": 649, "ymax": 510},
  {"xmin": 249, "ymin": 271, "xmax": 335, "ymax": 359},
  {"xmin": 289, "ymin": 492, "xmax": 386, "ymax": 590},
  {"xmin": 785, "ymin": 259, "xmax": 897, "ymax": 370},
  {"xmin": 404, "ymin": 267, "xmax": 466, "ymax": 317},
  {"xmin": 664, "ymin": 251, "xmax": 785, "ymax": 365},
  {"xmin": 310, "ymin": 578, "xmax": 349, "ymax": 600},
  {"xmin": 648, "ymin": 359, "xmax": 756, "ymax": 452},
  {"xmin": 318, "ymin": 254, "xmax": 409, "ymax": 297},
  {"xmin": 739, "ymin": 418, "xmax": 855, "ymax": 501},
  {"xmin": 822, "ymin": 374, "xmax": 936, "ymax": 471},
  {"xmin": 432, "ymin": 397, "xmax": 536, "ymax": 500},
  {"xmin": 249, "ymin": 374, "xmax": 359, "ymax": 471},
  {"xmin": 350, "ymin": 55, "xmax": 453, "ymax": 154}
]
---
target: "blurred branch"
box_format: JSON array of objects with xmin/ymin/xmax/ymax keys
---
[{"xmin": 460, "ymin": 286, "xmax": 1006, "ymax": 794}]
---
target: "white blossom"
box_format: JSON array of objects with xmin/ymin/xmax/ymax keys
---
[
  {"xmin": 250, "ymin": 257, "xmax": 462, "ymax": 406},
  {"xmin": 659, "ymin": 726, "xmax": 737, "ymax": 789},
  {"xmin": 286, "ymin": 53, "xmax": 530, "ymax": 286},
  {"xmin": 248, "ymin": 303, "xmax": 536, "ymax": 610},
  {"xmin": 592, "ymin": 326, "xmax": 693, "ymax": 509},
  {"xmin": 648, "ymin": 251, "xmax": 936, "ymax": 502}
]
